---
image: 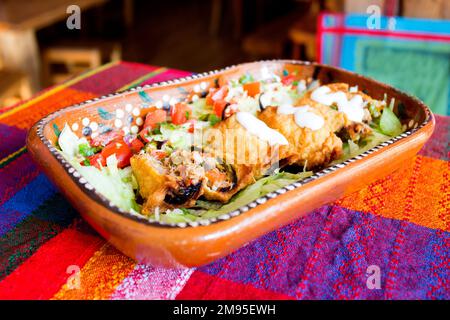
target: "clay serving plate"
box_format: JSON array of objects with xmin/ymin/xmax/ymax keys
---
[{"xmin": 27, "ymin": 60, "xmax": 434, "ymax": 267}]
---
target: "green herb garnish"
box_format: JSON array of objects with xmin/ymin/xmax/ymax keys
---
[
  {"xmin": 238, "ymin": 73, "xmax": 254, "ymax": 85},
  {"xmin": 78, "ymin": 143, "xmax": 98, "ymax": 157},
  {"xmin": 208, "ymin": 114, "xmax": 221, "ymax": 126}
]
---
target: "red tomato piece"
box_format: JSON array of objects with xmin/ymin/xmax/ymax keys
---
[
  {"xmin": 170, "ymin": 102, "xmax": 192, "ymax": 125},
  {"xmin": 213, "ymin": 100, "xmax": 228, "ymax": 118},
  {"xmin": 281, "ymin": 75, "xmax": 295, "ymax": 86},
  {"xmin": 87, "ymin": 153, "xmax": 106, "ymax": 169},
  {"xmin": 129, "ymin": 138, "xmax": 144, "ymax": 153},
  {"xmin": 206, "ymin": 86, "xmax": 228, "ymax": 105},
  {"xmin": 139, "ymin": 109, "xmax": 167, "ymax": 142},
  {"xmin": 243, "ymin": 82, "xmax": 260, "ymax": 97},
  {"xmin": 143, "ymin": 109, "xmax": 167, "ymax": 129},
  {"xmin": 90, "ymin": 131, "xmax": 123, "ymax": 147},
  {"xmin": 101, "ymin": 138, "xmax": 133, "ymax": 168}
]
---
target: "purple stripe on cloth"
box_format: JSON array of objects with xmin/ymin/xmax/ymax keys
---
[
  {"xmin": 419, "ymin": 114, "xmax": 449, "ymax": 161},
  {"xmin": 0, "ymin": 124, "xmax": 26, "ymax": 159},
  {"xmin": 70, "ymin": 62, "xmax": 158, "ymax": 95},
  {"xmin": 0, "ymin": 153, "xmax": 40, "ymax": 207},
  {"xmin": 199, "ymin": 206, "xmax": 330, "ymax": 295},
  {"xmin": 0, "ymin": 174, "xmax": 56, "ymax": 237},
  {"xmin": 139, "ymin": 70, "xmax": 192, "ymax": 87},
  {"xmin": 199, "ymin": 205, "xmax": 450, "ymax": 300},
  {"xmin": 110, "ymin": 264, "xmax": 194, "ymax": 300}
]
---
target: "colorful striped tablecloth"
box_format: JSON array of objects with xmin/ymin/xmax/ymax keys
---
[{"xmin": 0, "ymin": 61, "xmax": 448, "ymax": 300}]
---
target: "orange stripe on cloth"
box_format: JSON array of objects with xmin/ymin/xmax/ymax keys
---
[
  {"xmin": 0, "ymin": 88, "xmax": 97, "ymax": 130},
  {"xmin": 336, "ymin": 155, "xmax": 450, "ymax": 232},
  {"xmin": 52, "ymin": 244, "xmax": 135, "ymax": 300}
]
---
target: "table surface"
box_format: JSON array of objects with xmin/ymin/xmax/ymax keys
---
[
  {"xmin": 0, "ymin": 61, "xmax": 448, "ymax": 300},
  {"xmin": 0, "ymin": 0, "xmax": 106, "ymax": 30}
]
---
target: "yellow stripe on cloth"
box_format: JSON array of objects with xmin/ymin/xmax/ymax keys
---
[
  {"xmin": 0, "ymin": 146, "xmax": 27, "ymax": 167},
  {"xmin": 0, "ymin": 61, "xmax": 119, "ymax": 121},
  {"xmin": 52, "ymin": 243, "xmax": 136, "ymax": 300},
  {"xmin": 117, "ymin": 67, "xmax": 168, "ymax": 92}
]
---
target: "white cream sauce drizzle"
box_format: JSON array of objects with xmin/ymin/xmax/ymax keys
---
[
  {"xmin": 276, "ymin": 105, "xmax": 324, "ymax": 130},
  {"xmin": 294, "ymin": 109, "xmax": 325, "ymax": 131},
  {"xmin": 236, "ymin": 112, "xmax": 288, "ymax": 146},
  {"xmin": 311, "ymin": 86, "xmax": 365, "ymax": 122}
]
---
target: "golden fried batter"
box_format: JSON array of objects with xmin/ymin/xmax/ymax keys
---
[
  {"xmin": 130, "ymin": 154, "xmax": 183, "ymax": 214},
  {"xmin": 258, "ymin": 107, "xmax": 343, "ymax": 169},
  {"xmin": 297, "ymin": 83, "xmax": 374, "ymax": 141},
  {"xmin": 202, "ymin": 114, "xmax": 279, "ymax": 201}
]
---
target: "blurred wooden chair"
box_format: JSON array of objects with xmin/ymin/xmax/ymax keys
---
[
  {"xmin": 288, "ymin": 14, "xmax": 317, "ymax": 61},
  {"xmin": 42, "ymin": 41, "xmax": 121, "ymax": 85},
  {"xmin": 289, "ymin": 0, "xmax": 343, "ymax": 61},
  {"xmin": 0, "ymin": 55, "xmax": 32, "ymax": 108},
  {"xmin": 0, "ymin": 69, "xmax": 32, "ymax": 108}
]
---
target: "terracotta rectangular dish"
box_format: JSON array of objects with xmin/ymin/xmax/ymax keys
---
[{"xmin": 27, "ymin": 60, "xmax": 434, "ymax": 267}]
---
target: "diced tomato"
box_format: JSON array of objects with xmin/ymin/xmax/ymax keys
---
[
  {"xmin": 90, "ymin": 131, "xmax": 123, "ymax": 147},
  {"xmin": 138, "ymin": 109, "xmax": 167, "ymax": 142},
  {"xmin": 213, "ymin": 100, "xmax": 228, "ymax": 118},
  {"xmin": 141, "ymin": 106, "xmax": 157, "ymax": 116},
  {"xmin": 101, "ymin": 138, "xmax": 133, "ymax": 168},
  {"xmin": 243, "ymin": 81, "xmax": 260, "ymax": 97},
  {"xmin": 206, "ymin": 86, "xmax": 228, "ymax": 105},
  {"xmin": 129, "ymin": 137, "xmax": 144, "ymax": 153},
  {"xmin": 185, "ymin": 119, "xmax": 197, "ymax": 133},
  {"xmin": 205, "ymin": 88, "xmax": 215, "ymax": 105},
  {"xmin": 150, "ymin": 150, "xmax": 167, "ymax": 160},
  {"xmin": 87, "ymin": 153, "xmax": 106, "ymax": 169},
  {"xmin": 144, "ymin": 109, "xmax": 167, "ymax": 129},
  {"xmin": 281, "ymin": 74, "xmax": 296, "ymax": 86},
  {"xmin": 170, "ymin": 102, "xmax": 192, "ymax": 125}
]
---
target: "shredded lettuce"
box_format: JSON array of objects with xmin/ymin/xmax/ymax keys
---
[
  {"xmin": 192, "ymin": 171, "xmax": 312, "ymax": 219},
  {"xmin": 159, "ymin": 123, "xmax": 193, "ymax": 150},
  {"xmin": 59, "ymin": 124, "xmax": 85, "ymax": 157},
  {"xmin": 191, "ymin": 98, "xmax": 212, "ymax": 119},
  {"xmin": 334, "ymin": 129, "xmax": 392, "ymax": 164},
  {"xmin": 379, "ymin": 106, "xmax": 402, "ymax": 137},
  {"xmin": 156, "ymin": 208, "xmax": 199, "ymax": 224},
  {"xmin": 70, "ymin": 155, "xmax": 140, "ymax": 212},
  {"xmin": 58, "ymin": 125, "xmax": 139, "ymax": 213}
]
